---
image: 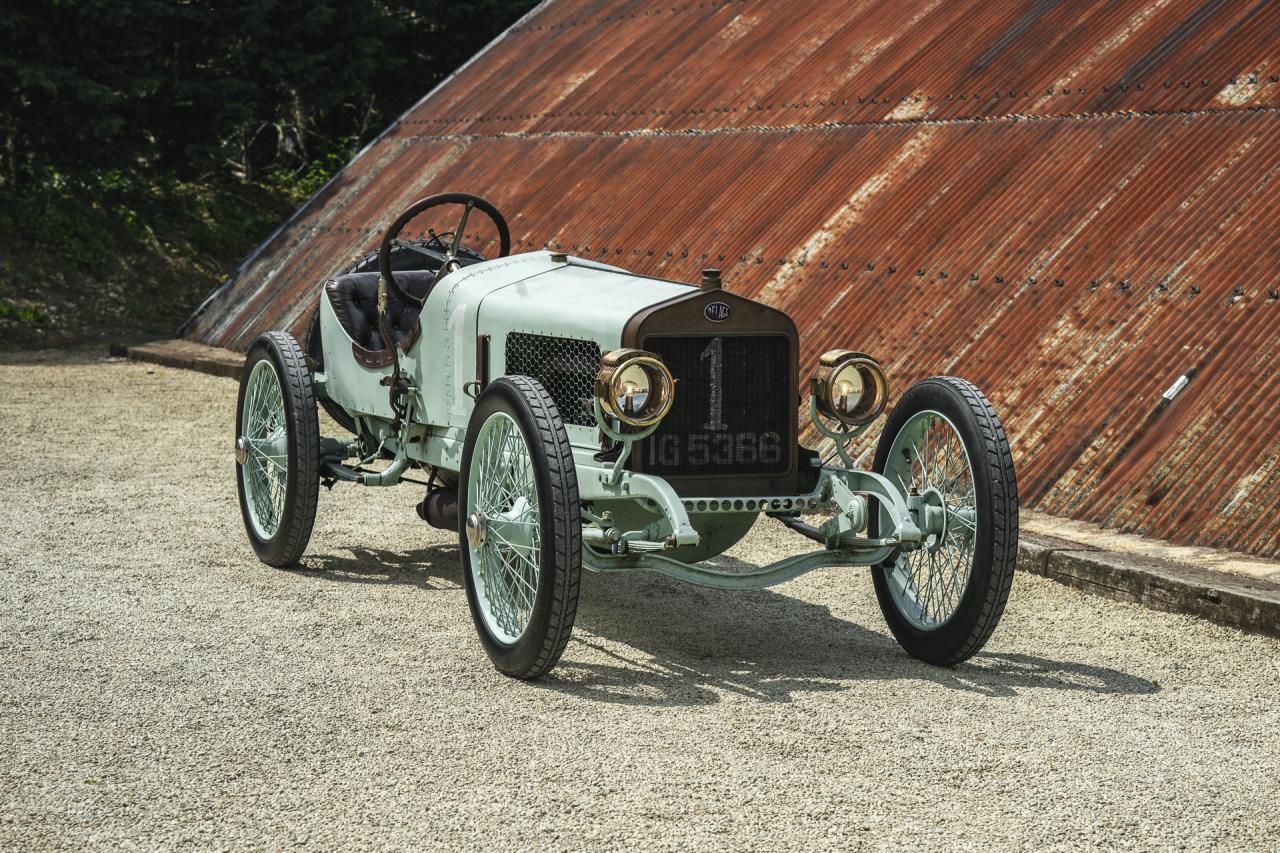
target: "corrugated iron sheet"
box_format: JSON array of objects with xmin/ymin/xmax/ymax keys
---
[{"xmin": 185, "ymin": 0, "xmax": 1280, "ymax": 558}]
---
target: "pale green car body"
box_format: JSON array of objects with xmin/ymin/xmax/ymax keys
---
[{"xmin": 312, "ymin": 250, "xmax": 924, "ymax": 589}]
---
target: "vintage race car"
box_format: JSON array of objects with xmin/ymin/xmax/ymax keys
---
[{"xmin": 234, "ymin": 192, "xmax": 1018, "ymax": 679}]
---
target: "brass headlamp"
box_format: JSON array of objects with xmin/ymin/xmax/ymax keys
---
[
  {"xmin": 595, "ymin": 349, "xmax": 675, "ymax": 428},
  {"xmin": 811, "ymin": 350, "xmax": 889, "ymax": 426}
]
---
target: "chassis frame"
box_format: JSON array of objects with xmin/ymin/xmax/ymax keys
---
[{"xmin": 311, "ymin": 367, "xmax": 930, "ymax": 591}]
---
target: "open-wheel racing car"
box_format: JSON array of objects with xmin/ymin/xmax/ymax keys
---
[{"xmin": 235, "ymin": 192, "xmax": 1018, "ymax": 679}]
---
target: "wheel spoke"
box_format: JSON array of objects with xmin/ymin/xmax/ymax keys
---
[
  {"xmin": 883, "ymin": 409, "xmax": 978, "ymax": 629},
  {"xmin": 466, "ymin": 410, "xmax": 541, "ymax": 644},
  {"xmin": 240, "ymin": 359, "xmax": 288, "ymax": 540}
]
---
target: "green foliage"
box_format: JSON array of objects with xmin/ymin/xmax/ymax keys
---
[
  {"xmin": 0, "ymin": 0, "xmax": 537, "ymax": 346},
  {"xmin": 1, "ymin": 0, "xmax": 538, "ymax": 187},
  {"xmin": 0, "ymin": 300, "xmax": 47, "ymax": 325},
  {"xmin": 0, "ymin": 166, "xmax": 297, "ymax": 345}
]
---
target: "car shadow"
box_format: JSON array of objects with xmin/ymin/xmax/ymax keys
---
[
  {"xmin": 543, "ymin": 551, "xmax": 1162, "ymax": 706},
  {"xmin": 294, "ymin": 543, "xmax": 463, "ymax": 590},
  {"xmin": 295, "ymin": 543, "xmax": 1160, "ymax": 706}
]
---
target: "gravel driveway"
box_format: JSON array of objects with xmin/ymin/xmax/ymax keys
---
[{"xmin": 2, "ymin": 352, "xmax": 1278, "ymax": 850}]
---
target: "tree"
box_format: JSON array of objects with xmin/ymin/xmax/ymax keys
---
[{"xmin": 0, "ymin": 0, "xmax": 538, "ymax": 187}]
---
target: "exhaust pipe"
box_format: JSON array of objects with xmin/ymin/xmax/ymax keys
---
[{"xmin": 417, "ymin": 489, "xmax": 459, "ymax": 531}]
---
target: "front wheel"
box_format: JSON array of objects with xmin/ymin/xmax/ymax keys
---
[
  {"xmin": 871, "ymin": 376, "xmax": 1018, "ymax": 665},
  {"xmin": 235, "ymin": 331, "xmax": 320, "ymax": 567},
  {"xmin": 459, "ymin": 376, "xmax": 581, "ymax": 679}
]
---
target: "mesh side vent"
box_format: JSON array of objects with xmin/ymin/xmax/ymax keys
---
[{"xmin": 504, "ymin": 332, "xmax": 601, "ymax": 427}]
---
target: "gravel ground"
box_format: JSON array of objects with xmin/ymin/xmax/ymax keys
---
[{"xmin": 2, "ymin": 352, "xmax": 1279, "ymax": 851}]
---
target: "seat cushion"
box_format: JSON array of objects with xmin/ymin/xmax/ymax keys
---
[{"xmin": 324, "ymin": 271, "xmax": 436, "ymax": 361}]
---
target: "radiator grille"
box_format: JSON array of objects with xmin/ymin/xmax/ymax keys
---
[
  {"xmin": 638, "ymin": 335, "xmax": 792, "ymax": 477},
  {"xmin": 504, "ymin": 332, "xmax": 601, "ymax": 427}
]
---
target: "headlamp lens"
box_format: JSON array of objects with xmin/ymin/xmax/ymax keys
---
[
  {"xmin": 830, "ymin": 365, "xmax": 864, "ymax": 418},
  {"xmin": 615, "ymin": 363, "xmax": 652, "ymax": 417}
]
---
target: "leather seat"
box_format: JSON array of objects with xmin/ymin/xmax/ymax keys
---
[{"xmin": 324, "ymin": 271, "xmax": 436, "ymax": 361}]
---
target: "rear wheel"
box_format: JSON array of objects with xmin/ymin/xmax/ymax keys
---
[
  {"xmin": 459, "ymin": 376, "xmax": 581, "ymax": 679},
  {"xmin": 235, "ymin": 332, "xmax": 320, "ymax": 567},
  {"xmin": 870, "ymin": 377, "xmax": 1017, "ymax": 665}
]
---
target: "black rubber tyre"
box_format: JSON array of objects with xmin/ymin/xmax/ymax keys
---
[
  {"xmin": 235, "ymin": 331, "xmax": 320, "ymax": 567},
  {"xmin": 459, "ymin": 376, "xmax": 581, "ymax": 679},
  {"xmin": 305, "ymin": 306, "xmax": 359, "ymax": 434},
  {"xmin": 870, "ymin": 376, "xmax": 1018, "ymax": 665}
]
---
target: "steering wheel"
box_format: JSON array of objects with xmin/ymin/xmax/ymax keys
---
[{"xmin": 378, "ymin": 192, "xmax": 511, "ymax": 308}]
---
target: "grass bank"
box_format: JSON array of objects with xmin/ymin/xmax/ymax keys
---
[{"xmin": 0, "ymin": 167, "xmax": 330, "ymax": 349}]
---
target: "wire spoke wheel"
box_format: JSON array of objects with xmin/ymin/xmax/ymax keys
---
[
  {"xmin": 459, "ymin": 376, "xmax": 580, "ymax": 680},
  {"xmin": 240, "ymin": 360, "xmax": 290, "ymax": 540},
  {"xmin": 871, "ymin": 376, "xmax": 1017, "ymax": 666},
  {"xmin": 466, "ymin": 411, "xmax": 542, "ymax": 644},
  {"xmin": 235, "ymin": 332, "xmax": 320, "ymax": 567},
  {"xmin": 880, "ymin": 410, "xmax": 976, "ymax": 629}
]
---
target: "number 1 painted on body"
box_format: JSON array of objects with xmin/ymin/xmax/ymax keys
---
[{"xmin": 701, "ymin": 337, "xmax": 729, "ymax": 431}]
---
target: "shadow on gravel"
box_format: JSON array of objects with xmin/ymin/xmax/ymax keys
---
[
  {"xmin": 540, "ymin": 568, "xmax": 1161, "ymax": 707},
  {"xmin": 293, "ymin": 543, "xmax": 1159, "ymax": 706},
  {"xmin": 295, "ymin": 544, "xmax": 462, "ymax": 589}
]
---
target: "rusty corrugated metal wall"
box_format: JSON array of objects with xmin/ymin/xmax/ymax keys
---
[{"xmin": 185, "ymin": 0, "xmax": 1280, "ymax": 557}]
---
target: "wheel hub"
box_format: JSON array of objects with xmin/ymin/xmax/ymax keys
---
[
  {"xmin": 237, "ymin": 434, "xmax": 288, "ymax": 465},
  {"xmin": 921, "ymin": 486, "xmax": 948, "ymax": 552},
  {"xmin": 466, "ymin": 511, "xmax": 488, "ymax": 546}
]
